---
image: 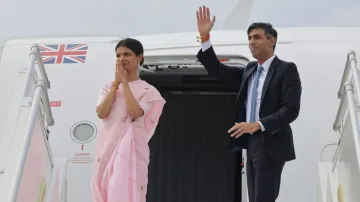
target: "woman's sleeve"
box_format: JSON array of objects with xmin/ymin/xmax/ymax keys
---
[
  {"xmin": 96, "ymin": 81, "xmax": 112, "ymax": 106},
  {"xmin": 138, "ymin": 87, "xmax": 166, "ymax": 141},
  {"xmin": 140, "ymin": 102, "xmax": 153, "ymax": 115}
]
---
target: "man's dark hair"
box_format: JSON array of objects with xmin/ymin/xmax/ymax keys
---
[{"xmin": 247, "ymin": 22, "xmax": 277, "ymax": 51}]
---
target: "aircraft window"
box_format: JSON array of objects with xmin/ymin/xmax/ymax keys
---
[{"xmin": 70, "ymin": 121, "xmax": 97, "ymax": 144}]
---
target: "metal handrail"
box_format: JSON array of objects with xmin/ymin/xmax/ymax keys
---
[
  {"xmin": 332, "ymin": 50, "xmax": 360, "ymax": 172},
  {"xmin": 0, "ymin": 43, "xmax": 54, "ymax": 202},
  {"xmin": 9, "ymin": 81, "xmax": 46, "ymax": 202},
  {"xmin": 31, "ymin": 44, "xmax": 51, "ymax": 89},
  {"xmin": 334, "ymin": 51, "xmax": 360, "ymax": 131},
  {"xmin": 26, "ymin": 44, "xmax": 53, "ymax": 125}
]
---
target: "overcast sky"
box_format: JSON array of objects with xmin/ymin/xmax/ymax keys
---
[{"xmin": 0, "ymin": 0, "xmax": 360, "ymax": 45}]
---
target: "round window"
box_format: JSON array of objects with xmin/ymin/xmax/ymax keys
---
[{"xmin": 70, "ymin": 121, "xmax": 97, "ymax": 144}]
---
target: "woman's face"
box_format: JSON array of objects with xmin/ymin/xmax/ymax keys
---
[{"xmin": 116, "ymin": 46, "xmax": 142, "ymax": 72}]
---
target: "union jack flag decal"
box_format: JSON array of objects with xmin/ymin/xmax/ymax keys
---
[{"xmin": 38, "ymin": 44, "xmax": 88, "ymax": 64}]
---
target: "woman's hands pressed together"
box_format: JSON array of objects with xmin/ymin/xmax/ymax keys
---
[{"xmin": 113, "ymin": 59, "xmax": 128, "ymax": 88}]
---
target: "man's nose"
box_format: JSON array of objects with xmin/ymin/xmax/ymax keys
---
[{"xmin": 248, "ymin": 37, "xmax": 256, "ymax": 44}]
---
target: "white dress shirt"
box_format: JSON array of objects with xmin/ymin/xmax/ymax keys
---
[{"xmin": 201, "ymin": 40, "xmax": 275, "ymax": 131}]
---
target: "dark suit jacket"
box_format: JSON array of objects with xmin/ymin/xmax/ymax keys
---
[{"xmin": 196, "ymin": 46, "xmax": 302, "ymax": 162}]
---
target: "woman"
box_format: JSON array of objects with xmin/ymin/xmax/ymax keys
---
[{"xmin": 91, "ymin": 38, "xmax": 166, "ymax": 202}]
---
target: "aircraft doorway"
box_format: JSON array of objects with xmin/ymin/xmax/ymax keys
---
[
  {"xmin": 140, "ymin": 55, "xmax": 247, "ymax": 202},
  {"xmin": 146, "ymin": 94, "xmax": 243, "ymax": 202}
]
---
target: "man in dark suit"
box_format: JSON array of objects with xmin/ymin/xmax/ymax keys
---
[{"xmin": 195, "ymin": 5, "xmax": 302, "ymax": 202}]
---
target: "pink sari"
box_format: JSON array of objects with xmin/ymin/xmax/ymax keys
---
[{"xmin": 91, "ymin": 79, "xmax": 166, "ymax": 202}]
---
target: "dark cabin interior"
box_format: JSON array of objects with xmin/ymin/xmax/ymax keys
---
[{"xmin": 141, "ymin": 67, "xmax": 244, "ymax": 202}]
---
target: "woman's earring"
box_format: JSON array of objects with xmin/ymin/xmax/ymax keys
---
[{"xmin": 137, "ymin": 63, "xmax": 141, "ymax": 75}]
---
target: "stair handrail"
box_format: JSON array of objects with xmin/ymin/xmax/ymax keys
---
[
  {"xmin": 0, "ymin": 43, "xmax": 54, "ymax": 176},
  {"xmin": 334, "ymin": 51, "xmax": 360, "ymax": 130},
  {"xmin": 332, "ymin": 50, "xmax": 360, "ymax": 172},
  {"xmin": 22, "ymin": 44, "xmax": 53, "ymax": 125},
  {"xmin": 4, "ymin": 44, "xmax": 54, "ymax": 202}
]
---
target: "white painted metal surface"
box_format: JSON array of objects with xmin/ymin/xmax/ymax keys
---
[
  {"xmin": 0, "ymin": 44, "xmax": 58, "ymax": 202},
  {"xmin": 318, "ymin": 51, "xmax": 360, "ymax": 202}
]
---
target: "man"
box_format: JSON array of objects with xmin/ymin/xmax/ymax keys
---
[{"xmin": 195, "ymin": 5, "xmax": 302, "ymax": 202}]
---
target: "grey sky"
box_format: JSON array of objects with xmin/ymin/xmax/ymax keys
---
[
  {"xmin": 0, "ymin": 0, "xmax": 360, "ymax": 44},
  {"xmin": 250, "ymin": 0, "xmax": 360, "ymax": 27}
]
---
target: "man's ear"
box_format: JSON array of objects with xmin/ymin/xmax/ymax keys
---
[{"xmin": 269, "ymin": 36, "xmax": 276, "ymax": 47}]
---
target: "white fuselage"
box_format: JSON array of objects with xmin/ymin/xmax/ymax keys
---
[{"xmin": 0, "ymin": 27, "xmax": 359, "ymax": 202}]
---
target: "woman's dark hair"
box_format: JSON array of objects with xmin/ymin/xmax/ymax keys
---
[{"xmin": 115, "ymin": 38, "xmax": 144, "ymax": 66}]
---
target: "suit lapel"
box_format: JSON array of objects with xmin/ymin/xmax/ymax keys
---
[
  {"xmin": 236, "ymin": 65, "xmax": 256, "ymax": 102},
  {"xmin": 260, "ymin": 57, "xmax": 280, "ymax": 106},
  {"xmin": 239, "ymin": 65, "xmax": 257, "ymax": 94}
]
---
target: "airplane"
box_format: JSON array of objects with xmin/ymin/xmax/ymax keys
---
[{"xmin": 0, "ymin": 26, "xmax": 359, "ymax": 202}]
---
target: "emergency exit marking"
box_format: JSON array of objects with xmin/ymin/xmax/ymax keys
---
[{"xmin": 50, "ymin": 101, "xmax": 61, "ymax": 107}]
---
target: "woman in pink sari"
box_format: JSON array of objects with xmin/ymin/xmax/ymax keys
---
[{"xmin": 91, "ymin": 38, "xmax": 166, "ymax": 202}]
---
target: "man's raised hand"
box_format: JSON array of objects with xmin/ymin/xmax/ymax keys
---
[{"xmin": 196, "ymin": 5, "xmax": 216, "ymax": 36}]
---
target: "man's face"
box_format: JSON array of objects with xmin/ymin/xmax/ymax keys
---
[{"xmin": 248, "ymin": 28, "xmax": 274, "ymax": 60}]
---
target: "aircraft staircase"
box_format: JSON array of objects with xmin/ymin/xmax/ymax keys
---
[
  {"xmin": 0, "ymin": 44, "xmax": 66, "ymax": 202},
  {"xmin": 318, "ymin": 50, "xmax": 360, "ymax": 202}
]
